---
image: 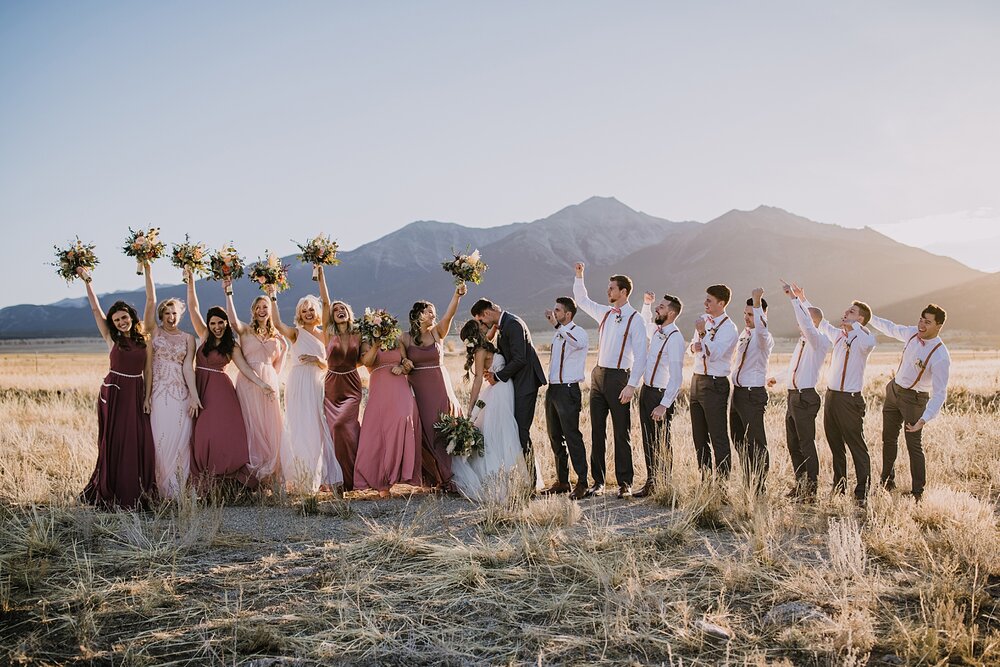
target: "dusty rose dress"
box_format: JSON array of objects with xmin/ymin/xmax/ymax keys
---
[
  {"xmin": 190, "ymin": 344, "xmax": 256, "ymax": 490},
  {"xmin": 354, "ymin": 346, "xmax": 422, "ymax": 491},
  {"xmin": 237, "ymin": 333, "xmax": 284, "ymax": 480},
  {"xmin": 83, "ymin": 340, "xmax": 157, "ymax": 509},
  {"xmin": 324, "ymin": 333, "xmax": 362, "ymax": 490},
  {"xmin": 149, "ymin": 330, "xmax": 193, "ymax": 499},
  {"xmin": 407, "ymin": 339, "xmax": 461, "ymax": 487}
]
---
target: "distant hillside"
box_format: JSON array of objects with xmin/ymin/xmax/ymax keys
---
[
  {"xmin": 874, "ymin": 272, "xmax": 1000, "ymax": 334},
  {"xmin": 0, "ymin": 199, "xmax": 986, "ymax": 338}
]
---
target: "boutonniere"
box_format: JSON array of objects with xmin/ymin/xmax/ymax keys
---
[
  {"xmin": 614, "ymin": 312, "xmax": 623, "ymax": 324},
  {"xmin": 658, "ymin": 331, "xmax": 668, "ymax": 340},
  {"xmin": 914, "ymin": 358, "xmax": 927, "ymax": 371}
]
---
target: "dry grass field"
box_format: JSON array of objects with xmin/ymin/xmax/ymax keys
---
[{"xmin": 1, "ymin": 343, "xmax": 998, "ymax": 665}]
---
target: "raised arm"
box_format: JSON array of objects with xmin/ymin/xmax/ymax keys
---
[
  {"xmin": 186, "ymin": 270, "xmax": 208, "ymax": 341},
  {"xmin": 572, "ymin": 263, "xmax": 608, "ymax": 323},
  {"xmin": 640, "ymin": 295, "xmax": 656, "ymax": 336},
  {"xmin": 434, "ymin": 284, "xmax": 467, "ymax": 340},
  {"xmin": 143, "ymin": 262, "xmax": 157, "ymax": 333},
  {"xmin": 317, "ymin": 265, "xmax": 331, "ymax": 316},
  {"xmin": 467, "ymin": 348, "xmax": 487, "ymax": 415},
  {"xmin": 267, "ymin": 286, "xmax": 298, "ymax": 341},
  {"xmin": 792, "ymin": 299, "xmax": 829, "ymax": 351},
  {"xmin": 81, "ymin": 271, "xmax": 112, "ymax": 347},
  {"xmin": 868, "ymin": 314, "xmax": 917, "ymax": 343},
  {"xmin": 223, "ymin": 278, "xmax": 247, "ymax": 336},
  {"xmin": 232, "ymin": 345, "xmax": 276, "ymax": 399}
]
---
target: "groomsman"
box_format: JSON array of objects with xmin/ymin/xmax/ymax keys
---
[
  {"xmin": 688, "ymin": 284, "xmax": 740, "ymax": 477},
  {"xmin": 729, "ymin": 288, "xmax": 774, "ymax": 494},
  {"xmin": 635, "ymin": 292, "xmax": 686, "ymax": 498},
  {"xmin": 573, "ymin": 262, "xmax": 648, "ymax": 498},
  {"xmin": 768, "ymin": 281, "xmax": 832, "ymax": 501},
  {"xmin": 869, "ymin": 304, "xmax": 951, "ymax": 501},
  {"xmin": 542, "ymin": 297, "xmax": 590, "ymax": 499},
  {"xmin": 799, "ymin": 286, "xmax": 877, "ymax": 503}
]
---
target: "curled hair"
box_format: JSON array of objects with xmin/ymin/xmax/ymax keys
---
[
  {"xmin": 460, "ymin": 319, "xmax": 497, "ymax": 380},
  {"xmin": 327, "ymin": 300, "xmax": 357, "ymax": 335},
  {"xmin": 249, "ymin": 295, "xmax": 276, "ymax": 339},
  {"xmin": 203, "ymin": 306, "xmax": 236, "ymax": 358},
  {"xmin": 106, "ymin": 301, "xmax": 147, "ymax": 348},
  {"xmin": 157, "ymin": 297, "xmax": 186, "ymax": 322},
  {"xmin": 409, "ymin": 300, "xmax": 432, "ymax": 347},
  {"xmin": 294, "ymin": 295, "xmax": 322, "ymax": 327}
]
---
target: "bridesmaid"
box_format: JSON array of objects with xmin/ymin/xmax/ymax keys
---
[
  {"xmin": 270, "ymin": 286, "xmax": 343, "ymax": 494},
  {"xmin": 317, "ymin": 265, "xmax": 362, "ymax": 491},
  {"xmin": 354, "ymin": 324, "xmax": 422, "ymax": 497},
  {"xmin": 78, "ymin": 268, "xmax": 157, "ymax": 509},
  {"xmin": 187, "ymin": 277, "xmax": 273, "ymax": 493},
  {"xmin": 143, "ymin": 263, "xmax": 201, "ymax": 499},
  {"xmin": 403, "ymin": 283, "xmax": 467, "ymax": 490},
  {"xmin": 223, "ymin": 275, "xmax": 286, "ymax": 484}
]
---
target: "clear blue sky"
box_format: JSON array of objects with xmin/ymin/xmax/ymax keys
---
[{"xmin": 2, "ymin": 1, "xmax": 998, "ymax": 307}]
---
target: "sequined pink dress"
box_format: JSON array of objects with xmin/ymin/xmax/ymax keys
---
[{"xmin": 149, "ymin": 330, "xmax": 193, "ymax": 499}]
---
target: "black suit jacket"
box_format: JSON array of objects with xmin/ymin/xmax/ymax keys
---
[{"xmin": 494, "ymin": 311, "xmax": 547, "ymax": 396}]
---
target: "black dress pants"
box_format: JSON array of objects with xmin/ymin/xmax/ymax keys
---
[
  {"xmin": 638, "ymin": 384, "xmax": 674, "ymax": 484},
  {"xmin": 689, "ymin": 374, "xmax": 732, "ymax": 476},
  {"xmin": 785, "ymin": 388, "xmax": 821, "ymax": 493},
  {"xmin": 730, "ymin": 385, "xmax": 769, "ymax": 493},
  {"xmin": 881, "ymin": 380, "xmax": 929, "ymax": 496},
  {"xmin": 545, "ymin": 383, "xmax": 587, "ymax": 485},
  {"xmin": 823, "ymin": 389, "xmax": 871, "ymax": 500},
  {"xmin": 589, "ymin": 367, "xmax": 633, "ymax": 486}
]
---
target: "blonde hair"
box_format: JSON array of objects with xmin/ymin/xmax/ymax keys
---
[
  {"xmin": 326, "ymin": 300, "xmax": 357, "ymax": 334},
  {"xmin": 157, "ymin": 297, "xmax": 186, "ymax": 321},
  {"xmin": 249, "ymin": 295, "xmax": 276, "ymax": 338},
  {"xmin": 294, "ymin": 295, "xmax": 323, "ymax": 327}
]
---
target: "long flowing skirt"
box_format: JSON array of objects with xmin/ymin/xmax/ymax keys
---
[
  {"xmin": 281, "ymin": 365, "xmax": 341, "ymax": 493},
  {"xmin": 150, "ymin": 391, "xmax": 192, "ymax": 499},
  {"xmin": 236, "ymin": 363, "xmax": 283, "ymax": 480}
]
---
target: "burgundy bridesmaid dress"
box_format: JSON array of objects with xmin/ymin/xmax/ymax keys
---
[
  {"xmin": 407, "ymin": 339, "xmax": 461, "ymax": 487},
  {"xmin": 354, "ymin": 347, "xmax": 422, "ymax": 492},
  {"xmin": 324, "ymin": 333, "xmax": 362, "ymax": 491},
  {"xmin": 83, "ymin": 341, "xmax": 157, "ymax": 509},
  {"xmin": 190, "ymin": 344, "xmax": 257, "ymax": 491}
]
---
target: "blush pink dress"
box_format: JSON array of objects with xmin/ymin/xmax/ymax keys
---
[
  {"xmin": 149, "ymin": 330, "xmax": 193, "ymax": 499},
  {"xmin": 354, "ymin": 346, "xmax": 422, "ymax": 492},
  {"xmin": 237, "ymin": 333, "xmax": 285, "ymax": 480}
]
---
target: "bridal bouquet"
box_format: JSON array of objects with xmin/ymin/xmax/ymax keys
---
[
  {"xmin": 53, "ymin": 237, "xmax": 99, "ymax": 283},
  {"xmin": 442, "ymin": 248, "xmax": 487, "ymax": 287},
  {"xmin": 170, "ymin": 235, "xmax": 209, "ymax": 283},
  {"xmin": 357, "ymin": 308, "xmax": 401, "ymax": 350},
  {"xmin": 123, "ymin": 227, "xmax": 166, "ymax": 274},
  {"xmin": 207, "ymin": 244, "xmax": 245, "ymax": 281},
  {"xmin": 434, "ymin": 413, "xmax": 485, "ymax": 457},
  {"xmin": 247, "ymin": 252, "xmax": 291, "ymax": 292},
  {"xmin": 296, "ymin": 234, "xmax": 341, "ymax": 281}
]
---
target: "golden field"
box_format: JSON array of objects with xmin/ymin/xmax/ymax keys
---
[{"xmin": 1, "ymin": 344, "xmax": 998, "ymax": 665}]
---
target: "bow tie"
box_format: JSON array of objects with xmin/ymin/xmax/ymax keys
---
[
  {"xmin": 707, "ymin": 316, "xmax": 716, "ymax": 327},
  {"xmin": 610, "ymin": 307, "xmax": 622, "ymax": 316},
  {"xmin": 744, "ymin": 327, "xmax": 752, "ymax": 337},
  {"xmin": 656, "ymin": 325, "xmax": 666, "ymax": 336},
  {"xmin": 916, "ymin": 336, "xmax": 926, "ymax": 347}
]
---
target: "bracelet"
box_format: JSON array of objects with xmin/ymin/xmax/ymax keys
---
[
  {"xmin": 225, "ymin": 291, "xmax": 233, "ymax": 296},
  {"xmin": 270, "ymin": 296, "xmax": 277, "ymax": 302}
]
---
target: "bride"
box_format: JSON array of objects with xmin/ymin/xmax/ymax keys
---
[{"xmin": 451, "ymin": 320, "xmax": 535, "ymax": 502}]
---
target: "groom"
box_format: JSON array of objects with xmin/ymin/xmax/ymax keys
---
[{"xmin": 471, "ymin": 299, "xmax": 547, "ymax": 455}]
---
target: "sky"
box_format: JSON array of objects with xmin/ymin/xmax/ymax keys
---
[{"xmin": 2, "ymin": 1, "xmax": 999, "ymax": 308}]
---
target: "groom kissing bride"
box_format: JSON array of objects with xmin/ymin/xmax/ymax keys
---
[{"xmin": 449, "ymin": 298, "xmax": 545, "ymax": 498}]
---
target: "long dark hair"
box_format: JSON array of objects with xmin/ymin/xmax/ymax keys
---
[
  {"xmin": 203, "ymin": 306, "xmax": 236, "ymax": 358},
  {"xmin": 409, "ymin": 300, "xmax": 432, "ymax": 347},
  {"xmin": 105, "ymin": 301, "xmax": 147, "ymax": 348},
  {"xmin": 460, "ymin": 319, "xmax": 496, "ymax": 380}
]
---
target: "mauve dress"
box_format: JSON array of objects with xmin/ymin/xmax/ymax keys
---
[
  {"xmin": 190, "ymin": 344, "xmax": 257, "ymax": 490},
  {"xmin": 354, "ymin": 346, "xmax": 422, "ymax": 492},
  {"xmin": 324, "ymin": 333, "xmax": 362, "ymax": 491},
  {"xmin": 407, "ymin": 339, "xmax": 461, "ymax": 486},
  {"xmin": 83, "ymin": 340, "xmax": 157, "ymax": 509},
  {"xmin": 236, "ymin": 334, "xmax": 284, "ymax": 480}
]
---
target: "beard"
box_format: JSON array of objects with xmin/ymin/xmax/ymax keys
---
[{"xmin": 654, "ymin": 314, "xmax": 667, "ymax": 325}]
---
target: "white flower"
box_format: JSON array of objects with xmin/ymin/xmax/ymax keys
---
[{"xmin": 468, "ymin": 249, "xmax": 480, "ymax": 263}]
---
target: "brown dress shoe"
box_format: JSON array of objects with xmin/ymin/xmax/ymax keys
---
[
  {"xmin": 570, "ymin": 481, "xmax": 590, "ymax": 500},
  {"xmin": 617, "ymin": 484, "xmax": 633, "ymax": 499},
  {"xmin": 632, "ymin": 481, "xmax": 654, "ymax": 498},
  {"xmin": 541, "ymin": 482, "xmax": 571, "ymax": 496}
]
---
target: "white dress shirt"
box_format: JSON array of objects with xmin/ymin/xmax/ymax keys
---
[
  {"xmin": 573, "ymin": 277, "xmax": 648, "ymax": 387},
  {"xmin": 638, "ymin": 305, "xmax": 685, "ymax": 407},
  {"xmin": 548, "ymin": 321, "xmax": 589, "ymax": 384},
  {"xmin": 688, "ymin": 311, "xmax": 739, "ymax": 377},
  {"xmin": 818, "ymin": 310, "xmax": 876, "ymax": 393},
  {"xmin": 732, "ymin": 308, "xmax": 774, "ymax": 388},
  {"xmin": 781, "ymin": 297, "xmax": 832, "ymax": 390},
  {"xmin": 869, "ymin": 315, "xmax": 951, "ymax": 422}
]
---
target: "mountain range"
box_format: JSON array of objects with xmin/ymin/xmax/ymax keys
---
[{"xmin": 3, "ymin": 197, "xmax": 992, "ymax": 339}]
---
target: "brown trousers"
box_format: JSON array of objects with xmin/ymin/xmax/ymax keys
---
[
  {"xmin": 823, "ymin": 389, "xmax": 871, "ymax": 500},
  {"xmin": 881, "ymin": 380, "xmax": 929, "ymax": 496}
]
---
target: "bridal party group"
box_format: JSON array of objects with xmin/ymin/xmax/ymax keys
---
[{"xmin": 73, "ymin": 257, "xmax": 950, "ymax": 510}]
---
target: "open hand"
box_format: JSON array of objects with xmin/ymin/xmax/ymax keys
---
[
  {"xmin": 651, "ymin": 404, "xmax": 668, "ymax": 422},
  {"xmin": 188, "ymin": 395, "xmax": 203, "ymax": 418},
  {"xmin": 143, "ymin": 396, "xmax": 151, "ymax": 414},
  {"xmin": 618, "ymin": 385, "xmax": 636, "ymax": 404}
]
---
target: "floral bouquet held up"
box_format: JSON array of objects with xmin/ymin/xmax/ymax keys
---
[
  {"xmin": 442, "ymin": 248, "xmax": 487, "ymax": 287},
  {"xmin": 296, "ymin": 234, "xmax": 340, "ymax": 281},
  {"xmin": 123, "ymin": 227, "xmax": 166, "ymax": 275},
  {"xmin": 434, "ymin": 413, "xmax": 485, "ymax": 457},
  {"xmin": 170, "ymin": 235, "xmax": 209, "ymax": 284},
  {"xmin": 207, "ymin": 245, "xmax": 245, "ymax": 282},
  {"xmin": 53, "ymin": 238, "xmax": 99, "ymax": 283},
  {"xmin": 247, "ymin": 252, "xmax": 291, "ymax": 293},
  {"xmin": 357, "ymin": 308, "xmax": 402, "ymax": 351}
]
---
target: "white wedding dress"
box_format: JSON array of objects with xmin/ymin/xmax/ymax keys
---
[{"xmin": 451, "ymin": 353, "xmax": 542, "ymax": 503}]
